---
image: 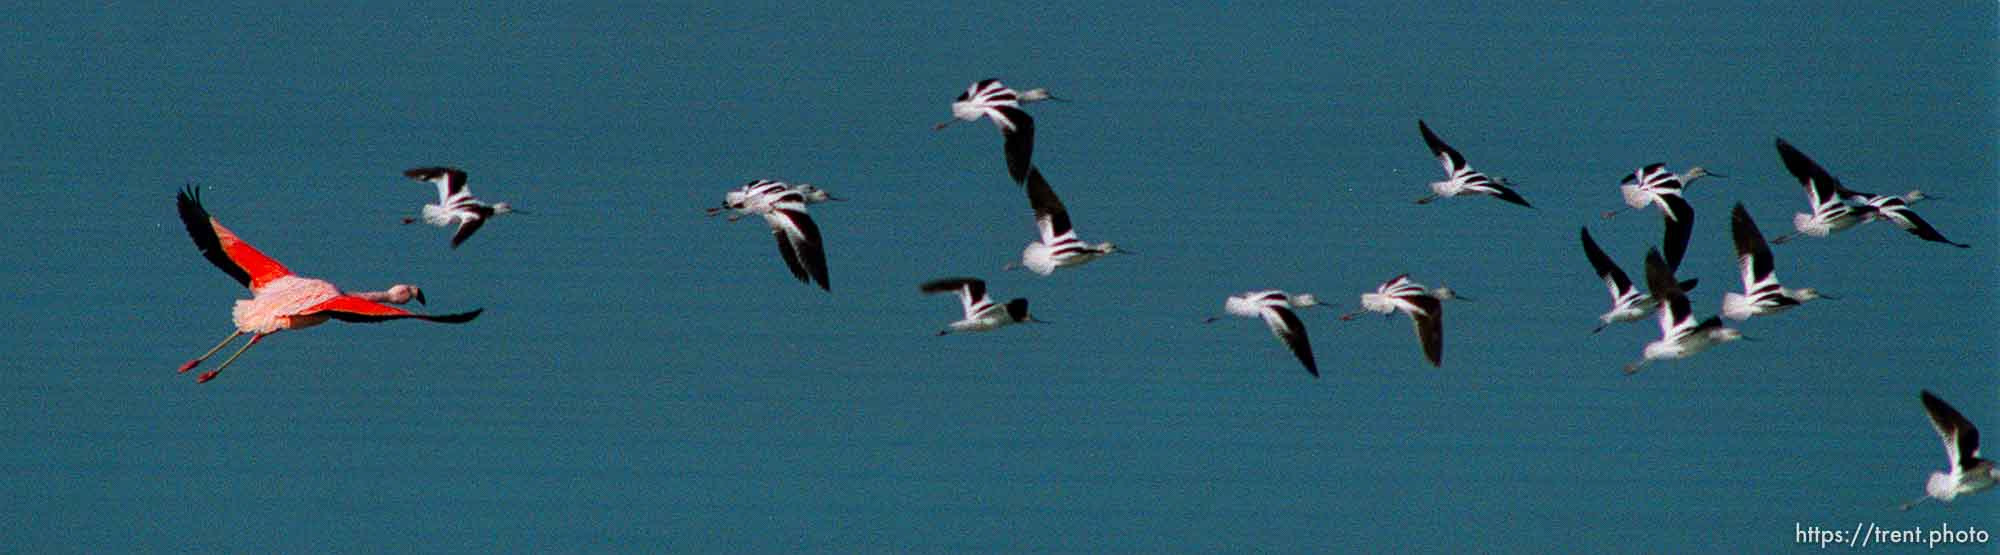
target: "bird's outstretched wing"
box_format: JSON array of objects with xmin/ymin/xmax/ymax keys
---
[
  {"xmin": 177, "ymin": 186, "xmax": 294, "ymax": 290},
  {"xmin": 304, "ymin": 295, "xmax": 484, "ymax": 324}
]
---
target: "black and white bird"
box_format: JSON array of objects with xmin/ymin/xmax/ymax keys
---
[
  {"xmin": 1413, "ymin": 120, "xmax": 1532, "ymax": 208},
  {"xmin": 1004, "ymin": 168, "xmax": 1126, "ymax": 275},
  {"xmin": 1837, "ymin": 188, "xmax": 1970, "ymax": 248},
  {"xmin": 1623, "ymin": 249, "xmax": 1742, "ymax": 375},
  {"xmin": 1770, "ymin": 138, "xmax": 1875, "ymax": 244},
  {"xmin": 1722, "ymin": 203, "xmax": 1829, "ymax": 320},
  {"xmin": 1338, "ymin": 274, "xmax": 1465, "ymax": 367},
  {"xmin": 1203, "ymin": 290, "xmax": 1325, "ymax": 377},
  {"xmin": 1605, "ymin": 163, "xmax": 1724, "ymax": 219},
  {"xmin": 920, "ymin": 277, "xmax": 1045, "ymax": 335},
  {"xmin": 935, "ymin": 79, "xmax": 1037, "ymax": 184},
  {"xmin": 707, "ymin": 180, "xmax": 843, "ymax": 221},
  {"xmin": 1902, "ymin": 390, "xmax": 1999, "ymax": 510},
  {"xmin": 1603, "ymin": 164, "xmax": 1699, "ymax": 271},
  {"xmin": 717, "ymin": 181, "xmax": 831, "ymax": 291},
  {"xmin": 402, "ymin": 167, "xmax": 522, "ymax": 248},
  {"xmin": 1579, "ymin": 227, "xmax": 1698, "ymax": 334}
]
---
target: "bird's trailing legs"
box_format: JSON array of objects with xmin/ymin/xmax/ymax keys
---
[
  {"xmin": 177, "ymin": 330, "xmax": 243, "ymax": 373},
  {"xmin": 198, "ymin": 333, "xmax": 267, "ymax": 384},
  {"xmin": 1414, "ymin": 194, "xmax": 1440, "ymax": 205}
]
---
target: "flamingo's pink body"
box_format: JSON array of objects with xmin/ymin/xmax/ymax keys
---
[{"xmin": 175, "ymin": 187, "xmax": 482, "ymax": 383}]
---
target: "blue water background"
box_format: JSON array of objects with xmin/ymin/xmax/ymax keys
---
[{"xmin": 2, "ymin": 3, "xmax": 1995, "ymax": 552}]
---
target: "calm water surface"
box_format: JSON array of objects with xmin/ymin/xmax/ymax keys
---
[{"xmin": 3, "ymin": 3, "xmax": 1995, "ymax": 552}]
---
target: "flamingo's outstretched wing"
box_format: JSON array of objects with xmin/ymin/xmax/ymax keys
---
[
  {"xmin": 303, "ymin": 295, "xmax": 484, "ymax": 324},
  {"xmin": 177, "ymin": 186, "xmax": 293, "ymax": 290}
]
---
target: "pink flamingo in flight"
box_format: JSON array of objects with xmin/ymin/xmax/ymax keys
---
[{"xmin": 174, "ymin": 186, "xmax": 483, "ymax": 383}]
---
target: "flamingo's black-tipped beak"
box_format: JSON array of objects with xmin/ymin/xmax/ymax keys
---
[{"xmin": 414, "ymin": 290, "xmax": 427, "ymax": 305}]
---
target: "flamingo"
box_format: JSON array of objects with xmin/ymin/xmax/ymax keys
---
[{"xmin": 175, "ymin": 186, "xmax": 483, "ymax": 383}]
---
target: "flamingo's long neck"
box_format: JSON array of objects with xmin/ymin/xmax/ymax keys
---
[{"xmin": 351, "ymin": 287, "xmax": 415, "ymax": 305}]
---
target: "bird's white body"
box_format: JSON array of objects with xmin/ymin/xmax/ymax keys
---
[
  {"xmin": 1013, "ymin": 168, "xmax": 1123, "ymax": 275},
  {"xmin": 1414, "ymin": 120, "xmax": 1532, "ymax": 207},
  {"xmin": 403, "ymin": 167, "xmax": 517, "ymax": 248},
  {"xmin": 938, "ymin": 79, "xmax": 1037, "ymax": 183},
  {"xmin": 1927, "ymin": 463, "xmax": 1998, "ymax": 502},
  {"xmin": 1625, "ymin": 249, "xmax": 1742, "ymax": 374},
  {"xmin": 1905, "ymin": 391, "xmax": 2000, "ymax": 510},
  {"xmin": 1773, "ymin": 139, "xmax": 1871, "ymax": 243},
  {"xmin": 1212, "ymin": 290, "xmax": 1321, "ymax": 376},
  {"xmin": 921, "ymin": 277, "xmax": 1039, "ymax": 334},
  {"xmin": 1581, "ymin": 227, "xmax": 1668, "ymax": 332},
  {"xmin": 1342, "ymin": 275, "xmax": 1457, "ymax": 367},
  {"xmin": 1723, "ymin": 203, "xmax": 1824, "ymax": 320},
  {"xmin": 717, "ymin": 181, "xmax": 833, "ymax": 291},
  {"xmin": 1019, "ymin": 241, "xmax": 1116, "ymax": 275}
]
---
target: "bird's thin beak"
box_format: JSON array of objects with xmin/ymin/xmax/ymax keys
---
[
  {"xmin": 1202, "ymin": 316, "xmax": 1221, "ymax": 324},
  {"xmin": 1739, "ymin": 335, "xmax": 1759, "ymax": 342},
  {"xmin": 1706, "ymin": 172, "xmax": 1728, "ymax": 179},
  {"xmin": 1818, "ymin": 293, "xmax": 1839, "ymax": 300},
  {"xmin": 511, "ymin": 209, "xmax": 531, "ymax": 215},
  {"xmin": 1029, "ymin": 317, "xmax": 1051, "ymax": 324},
  {"xmin": 1454, "ymin": 295, "xmax": 1473, "ymax": 302},
  {"xmin": 827, "ymin": 196, "xmax": 846, "ymax": 202},
  {"xmin": 414, "ymin": 291, "xmax": 427, "ymax": 305},
  {"xmin": 1414, "ymin": 194, "xmax": 1438, "ymax": 205}
]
